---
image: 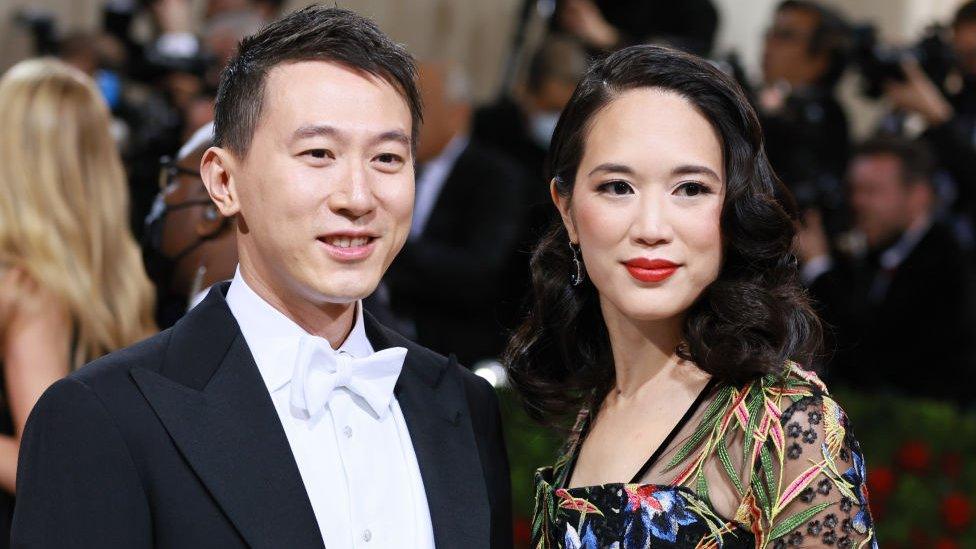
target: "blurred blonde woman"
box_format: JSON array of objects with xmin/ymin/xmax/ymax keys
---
[{"xmin": 0, "ymin": 59, "xmax": 155, "ymax": 508}]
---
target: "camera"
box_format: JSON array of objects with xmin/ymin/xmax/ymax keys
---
[{"xmin": 851, "ymin": 23, "xmax": 955, "ymax": 98}]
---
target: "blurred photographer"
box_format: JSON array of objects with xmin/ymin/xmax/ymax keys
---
[
  {"xmin": 758, "ymin": 0, "xmax": 853, "ymax": 237},
  {"xmin": 552, "ymin": 0, "xmax": 719, "ymax": 56},
  {"xmin": 796, "ymin": 137, "xmax": 976, "ymax": 406}
]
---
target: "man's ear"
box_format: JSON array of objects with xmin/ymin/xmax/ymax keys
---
[
  {"xmin": 550, "ymin": 178, "xmax": 578, "ymax": 243},
  {"xmin": 200, "ymin": 146, "xmax": 241, "ymax": 218}
]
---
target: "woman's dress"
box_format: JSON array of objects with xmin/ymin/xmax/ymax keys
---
[{"xmin": 532, "ymin": 363, "xmax": 877, "ymax": 548}]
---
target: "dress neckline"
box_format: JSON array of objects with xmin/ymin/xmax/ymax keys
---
[{"xmin": 563, "ymin": 376, "xmax": 717, "ymax": 488}]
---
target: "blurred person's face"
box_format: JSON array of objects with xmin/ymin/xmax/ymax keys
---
[
  {"xmin": 848, "ymin": 153, "xmax": 917, "ymax": 247},
  {"xmin": 953, "ymin": 21, "xmax": 976, "ymax": 77},
  {"xmin": 522, "ymin": 77, "xmax": 577, "ymax": 148},
  {"xmin": 762, "ymin": 7, "xmax": 828, "ymax": 87},
  {"xmin": 206, "ymin": 0, "xmax": 253, "ymax": 19},
  {"xmin": 203, "ymin": 61, "xmax": 414, "ymax": 308},
  {"xmin": 159, "ymin": 149, "xmax": 236, "ymax": 296},
  {"xmin": 416, "ymin": 64, "xmax": 470, "ymax": 163},
  {"xmin": 554, "ymin": 88, "xmax": 725, "ymax": 326}
]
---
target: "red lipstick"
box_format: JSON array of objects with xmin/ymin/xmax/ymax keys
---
[{"xmin": 623, "ymin": 258, "xmax": 680, "ymax": 283}]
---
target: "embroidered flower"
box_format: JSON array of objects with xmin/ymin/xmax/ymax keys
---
[{"xmin": 623, "ymin": 486, "xmax": 698, "ymax": 543}]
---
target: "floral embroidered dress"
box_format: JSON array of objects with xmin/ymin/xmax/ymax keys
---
[{"xmin": 532, "ymin": 363, "xmax": 877, "ymax": 548}]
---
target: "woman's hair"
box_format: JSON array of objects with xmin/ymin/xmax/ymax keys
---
[
  {"xmin": 505, "ymin": 45, "xmax": 823, "ymax": 425},
  {"xmin": 0, "ymin": 58, "xmax": 156, "ymax": 368}
]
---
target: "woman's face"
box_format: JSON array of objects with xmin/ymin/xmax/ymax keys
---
[{"xmin": 554, "ymin": 88, "xmax": 725, "ymax": 324}]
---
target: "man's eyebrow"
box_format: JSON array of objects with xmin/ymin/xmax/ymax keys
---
[
  {"xmin": 290, "ymin": 125, "xmax": 410, "ymax": 148},
  {"xmin": 291, "ymin": 124, "xmax": 342, "ymax": 143},
  {"xmin": 587, "ymin": 162, "xmax": 635, "ymax": 177},
  {"xmin": 371, "ymin": 130, "xmax": 410, "ymax": 148}
]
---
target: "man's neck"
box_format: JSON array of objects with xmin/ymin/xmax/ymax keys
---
[{"xmin": 238, "ymin": 265, "xmax": 357, "ymax": 350}]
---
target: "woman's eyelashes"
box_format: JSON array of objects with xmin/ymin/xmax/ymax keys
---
[
  {"xmin": 674, "ymin": 181, "xmax": 713, "ymax": 197},
  {"xmin": 596, "ymin": 180, "xmax": 634, "ymax": 195},
  {"xmin": 595, "ymin": 180, "xmax": 714, "ymax": 197}
]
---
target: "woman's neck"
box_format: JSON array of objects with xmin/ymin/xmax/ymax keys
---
[{"xmin": 601, "ymin": 299, "xmax": 687, "ymax": 398}]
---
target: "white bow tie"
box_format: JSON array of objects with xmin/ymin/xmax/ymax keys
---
[{"xmin": 290, "ymin": 334, "xmax": 407, "ymax": 420}]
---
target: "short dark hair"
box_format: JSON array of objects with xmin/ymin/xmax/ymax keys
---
[
  {"xmin": 505, "ymin": 45, "xmax": 822, "ymax": 425},
  {"xmin": 853, "ymin": 135, "xmax": 936, "ymax": 187},
  {"xmin": 777, "ymin": 0, "xmax": 852, "ymax": 88},
  {"xmin": 955, "ymin": 1, "xmax": 976, "ymax": 28},
  {"xmin": 526, "ymin": 34, "xmax": 587, "ymax": 94},
  {"xmin": 213, "ymin": 5, "xmax": 422, "ymax": 157}
]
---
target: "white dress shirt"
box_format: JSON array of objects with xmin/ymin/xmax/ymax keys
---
[{"xmin": 226, "ymin": 269, "xmax": 435, "ymax": 548}]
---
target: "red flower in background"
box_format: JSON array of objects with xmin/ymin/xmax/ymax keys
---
[
  {"xmin": 942, "ymin": 493, "xmax": 973, "ymax": 532},
  {"xmin": 513, "ymin": 517, "xmax": 531, "ymax": 545},
  {"xmin": 934, "ymin": 538, "xmax": 961, "ymax": 549},
  {"xmin": 867, "ymin": 466, "xmax": 895, "ymax": 501},
  {"xmin": 896, "ymin": 440, "xmax": 931, "ymax": 473}
]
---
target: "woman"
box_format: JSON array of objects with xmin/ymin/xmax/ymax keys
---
[
  {"xmin": 0, "ymin": 59, "xmax": 156, "ymax": 527},
  {"xmin": 506, "ymin": 46, "xmax": 875, "ymax": 548}
]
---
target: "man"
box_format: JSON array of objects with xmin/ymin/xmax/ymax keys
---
[
  {"xmin": 13, "ymin": 6, "xmax": 512, "ymax": 548},
  {"xmin": 143, "ymin": 122, "xmax": 240, "ymax": 328},
  {"xmin": 796, "ymin": 137, "xmax": 976, "ymax": 405},
  {"xmin": 759, "ymin": 0, "xmax": 852, "ymax": 235},
  {"xmin": 384, "ymin": 63, "xmax": 527, "ymax": 365}
]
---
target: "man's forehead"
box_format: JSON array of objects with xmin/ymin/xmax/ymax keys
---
[{"xmin": 260, "ymin": 60, "xmax": 411, "ymax": 131}]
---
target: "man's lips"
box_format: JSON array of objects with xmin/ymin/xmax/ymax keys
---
[
  {"xmin": 623, "ymin": 258, "xmax": 680, "ymax": 283},
  {"xmin": 316, "ymin": 232, "xmax": 379, "ymax": 261}
]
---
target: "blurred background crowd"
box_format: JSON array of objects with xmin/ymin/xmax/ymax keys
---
[{"xmin": 1, "ymin": 0, "xmax": 976, "ymax": 546}]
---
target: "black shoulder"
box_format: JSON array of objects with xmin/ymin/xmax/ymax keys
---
[{"xmin": 68, "ymin": 328, "xmax": 173, "ymax": 392}]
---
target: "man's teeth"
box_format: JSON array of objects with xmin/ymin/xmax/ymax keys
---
[{"xmin": 325, "ymin": 236, "xmax": 370, "ymax": 248}]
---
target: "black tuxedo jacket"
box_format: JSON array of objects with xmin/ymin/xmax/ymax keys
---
[
  {"xmin": 386, "ymin": 141, "xmax": 528, "ymax": 364},
  {"xmin": 12, "ymin": 284, "xmax": 512, "ymax": 548},
  {"xmin": 810, "ymin": 223, "xmax": 976, "ymax": 403}
]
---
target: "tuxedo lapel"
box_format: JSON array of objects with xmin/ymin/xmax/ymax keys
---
[
  {"xmin": 132, "ymin": 285, "xmax": 324, "ymax": 549},
  {"xmin": 366, "ymin": 314, "xmax": 492, "ymax": 548}
]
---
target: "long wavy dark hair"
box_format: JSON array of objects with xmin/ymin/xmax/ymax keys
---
[{"xmin": 504, "ymin": 45, "xmax": 823, "ymax": 426}]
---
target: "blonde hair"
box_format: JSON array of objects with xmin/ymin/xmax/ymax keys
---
[{"xmin": 0, "ymin": 58, "xmax": 156, "ymax": 368}]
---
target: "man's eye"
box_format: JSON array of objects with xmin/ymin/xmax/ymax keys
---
[
  {"xmin": 375, "ymin": 153, "xmax": 403, "ymax": 164},
  {"xmin": 597, "ymin": 180, "xmax": 634, "ymax": 195},
  {"xmin": 302, "ymin": 149, "xmax": 333, "ymax": 160}
]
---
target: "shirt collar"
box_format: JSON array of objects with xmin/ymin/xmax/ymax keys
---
[{"xmin": 225, "ymin": 267, "xmax": 374, "ymax": 393}]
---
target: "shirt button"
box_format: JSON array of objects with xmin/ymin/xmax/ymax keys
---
[
  {"xmin": 343, "ymin": 425, "xmax": 353, "ymax": 438},
  {"xmin": 363, "ymin": 529, "xmax": 372, "ymax": 542}
]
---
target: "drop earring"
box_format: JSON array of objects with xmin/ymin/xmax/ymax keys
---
[{"xmin": 569, "ymin": 241, "xmax": 584, "ymax": 286}]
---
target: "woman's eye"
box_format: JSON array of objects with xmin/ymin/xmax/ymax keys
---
[
  {"xmin": 597, "ymin": 180, "xmax": 634, "ymax": 195},
  {"xmin": 676, "ymin": 182, "xmax": 710, "ymax": 197}
]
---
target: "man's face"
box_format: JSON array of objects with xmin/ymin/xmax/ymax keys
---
[
  {"xmin": 762, "ymin": 7, "xmax": 826, "ymax": 87},
  {"xmin": 226, "ymin": 61, "xmax": 414, "ymax": 306},
  {"xmin": 953, "ymin": 21, "xmax": 976, "ymax": 77},
  {"xmin": 848, "ymin": 154, "xmax": 913, "ymax": 247}
]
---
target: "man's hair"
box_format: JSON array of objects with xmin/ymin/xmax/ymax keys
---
[
  {"xmin": 213, "ymin": 5, "xmax": 422, "ymax": 157},
  {"xmin": 777, "ymin": 0, "xmax": 852, "ymax": 88},
  {"xmin": 955, "ymin": 1, "xmax": 976, "ymax": 28},
  {"xmin": 526, "ymin": 35, "xmax": 587, "ymax": 95},
  {"xmin": 854, "ymin": 135, "xmax": 936, "ymax": 187}
]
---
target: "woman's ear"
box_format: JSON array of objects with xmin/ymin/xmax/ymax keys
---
[
  {"xmin": 550, "ymin": 178, "xmax": 578, "ymax": 243},
  {"xmin": 200, "ymin": 146, "xmax": 241, "ymax": 218}
]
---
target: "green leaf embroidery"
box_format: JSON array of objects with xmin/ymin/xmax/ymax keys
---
[
  {"xmin": 767, "ymin": 501, "xmax": 832, "ymax": 540},
  {"xmin": 717, "ymin": 431, "xmax": 745, "ymax": 495}
]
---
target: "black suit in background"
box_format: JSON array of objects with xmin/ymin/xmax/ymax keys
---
[
  {"xmin": 385, "ymin": 141, "xmax": 529, "ymax": 365},
  {"xmin": 809, "ymin": 223, "xmax": 976, "ymax": 405},
  {"xmin": 12, "ymin": 284, "xmax": 512, "ymax": 548}
]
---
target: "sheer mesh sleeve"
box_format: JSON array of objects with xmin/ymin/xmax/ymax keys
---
[{"xmin": 757, "ymin": 395, "xmax": 877, "ymax": 549}]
